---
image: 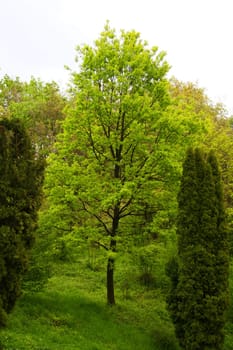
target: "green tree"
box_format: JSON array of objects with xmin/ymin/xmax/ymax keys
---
[
  {"xmin": 167, "ymin": 148, "xmax": 229, "ymax": 350},
  {"xmin": 168, "ymin": 79, "xmax": 233, "ymax": 254},
  {"xmin": 168, "ymin": 78, "xmax": 216, "ymax": 144},
  {"xmin": 0, "ymin": 75, "xmax": 66, "ymax": 157},
  {"xmin": 204, "ymin": 115, "xmax": 233, "ymax": 253},
  {"xmin": 0, "ymin": 117, "xmax": 44, "ymax": 326},
  {"xmin": 45, "ymin": 23, "xmax": 187, "ymax": 305}
]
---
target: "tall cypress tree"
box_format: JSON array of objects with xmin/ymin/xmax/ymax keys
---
[
  {"xmin": 0, "ymin": 118, "xmax": 44, "ymax": 326},
  {"xmin": 167, "ymin": 148, "xmax": 229, "ymax": 350}
]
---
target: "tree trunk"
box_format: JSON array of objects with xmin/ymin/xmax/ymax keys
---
[
  {"xmin": 107, "ymin": 204, "xmax": 118, "ymax": 305},
  {"xmin": 107, "ymin": 256, "xmax": 115, "ymax": 305}
]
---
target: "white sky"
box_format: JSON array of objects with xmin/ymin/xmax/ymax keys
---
[{"xmin": 0, "ymin": 0, "xmax": 233, "ymax": 114}]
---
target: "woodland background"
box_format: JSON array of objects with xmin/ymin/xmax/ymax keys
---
[{"xmin": 0, "ymin": 24, "xmax": 233, "ymax": 349}]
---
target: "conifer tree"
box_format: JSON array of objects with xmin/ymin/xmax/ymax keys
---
[
  {"xmin": 167, "ymin": 148, "xmax": 229, "ymax": 350},
  {"xmin": 0, "ymin": 118, "xmax": 44, "ymax": 326}
]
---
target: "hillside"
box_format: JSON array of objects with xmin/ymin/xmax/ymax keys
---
[{"xmin": 1, "ymin": 254, "xmax": 232, "ymax": 349}]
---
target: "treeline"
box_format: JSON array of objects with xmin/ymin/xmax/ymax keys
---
[{"xmin": 0, "ymin": 23, "xmax": 232, "ymax": 349}]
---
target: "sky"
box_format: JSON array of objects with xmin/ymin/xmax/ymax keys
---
[{"xmin": 0, "ymin": 0, "xmax": 233, "ymax": 114}]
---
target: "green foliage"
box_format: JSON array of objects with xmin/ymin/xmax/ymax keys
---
[
  {"xmin": 169, "ymin": 79, "xmax": 233, "ymax": 256},
  {"xmin": 45, "ymin": 22, "xmax": 202, "ymax": 305},
  {"xmin": 130, "ymin": 240, "xmax": 171, "ymax": 290},
  {"xmin": 1, "ymin": 23, "xmax": 233, "ymax": 348},
  {"xmin": 0, "ymin": 75, "xmax": 66, "ymax": 157},
  {"xmin": 167, "ymin": 148, "xmax": 230, "ymax": 350},
  {"xmin": 153, "ymin": 323, "xmax": 180, "ymax": 350},
  {"xmin": 136, "ymin": 244, "xmax": 157, "ymax": 287},
  {"xmin": 0, "ymin": 117, "xmax": 44, "ymax": 326},
  {"xmin": 22, "ymin": 243, "xmax": 52, "ymax": 293},
  {"xmin": 204, "ymin": 116, "xmax": 233, "ymax": 255}
]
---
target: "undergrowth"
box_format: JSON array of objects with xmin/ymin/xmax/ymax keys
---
[{"xmin": 0, "ymin": 252, "xmax": 232, "ymax": 349}]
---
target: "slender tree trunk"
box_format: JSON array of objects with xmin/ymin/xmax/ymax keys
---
[
  {"xmin": 107, "ymin": 255, "xmax": 115, "ymax": 305},
  {"xmin": 107, "ymin": 205, "xmax": 118, "ymax": 305},
  {"xmin": 106, "ymin": 160, "xmax": 121, "ymax": 305}
]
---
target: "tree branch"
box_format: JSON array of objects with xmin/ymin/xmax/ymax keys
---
[
  {"xmin": 52, "ymin": 225, "xmax": 71, "ymax": 232},
  {"xmin": 92, "ymin": 240, "xmax": 109, "ymax": 251},
  {"xmin": 79, "ymin": 198, "xmax": 111, "ymax": 235}
]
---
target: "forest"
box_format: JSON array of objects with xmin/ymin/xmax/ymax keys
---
[{"xmin": 0, "ymin": 23, "xmax": 233, "ymax": 349}]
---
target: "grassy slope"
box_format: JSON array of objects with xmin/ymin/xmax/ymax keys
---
[
  {"xmin": 0, "ymin": 256, "xmax": 232, "ymax": 350},
  {"xmin": 0, "ymin": 255, "xmax": 178, "ymax": 350}
]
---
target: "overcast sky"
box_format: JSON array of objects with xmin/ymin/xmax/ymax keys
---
[{"xmin": 0, "ymin": 0, "xmax": 232, "ymax": 114}]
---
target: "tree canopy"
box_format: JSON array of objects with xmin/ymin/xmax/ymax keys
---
[
  {"xmin": 0, "ymin": 75, "xmax": 66, "ymax": 157},
  {"xmin": 45, "ymin": 23, "xmax": 190, "ymax": 304}
]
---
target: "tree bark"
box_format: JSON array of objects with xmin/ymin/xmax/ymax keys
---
[
  {"xmin": 107, "ymin": 255, "xmax": 115, "ymax": 305},
  {"xmin": 106, "ymin": 157, "xmax": 120, "ymax": 305},
  {"xmin": 107, "ymin": 208, "xmax": 118, "ymax": 305}
]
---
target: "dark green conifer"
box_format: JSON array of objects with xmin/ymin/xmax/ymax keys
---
[
  {"xmin": 0, "ymin": 118, "xmax": 44, "ymax": 326},
  {"xmin": 167, "ymin": 148, "xmax": 229, "ymax": 350}
]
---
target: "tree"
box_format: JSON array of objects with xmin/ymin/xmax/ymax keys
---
[
  {"xmin": 45, "ymin": 23, "xmax": 188, "ymax": 305},
  {"xmin": 0, "ymin": 75, "xmax": 66, "ymax": 157},
  {"xmin": 167, "ymin": 148, "xmax": 229, "ymax": 350},
  {"xmin": 0, "ymin": 117, "xmax": 44, "ymax": 326},
  {"xmin": 168, "ymin": 78, "xmax": 233, "ymax": 254},
  {"xmin": 168, "ymin": 78, "xmax": 216, "ymax": 144}
]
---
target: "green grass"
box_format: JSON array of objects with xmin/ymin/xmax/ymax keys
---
[
  {"xmin": 1, "ymin": 293, "xmax": 154, "ymax": 349},
  {"xmin": 0, "ymin": 258, "xmax": 178, "ymax": 350},
  {"xmin": 0, "ymin": 256, "xmax": 232, "ymax": 349}
]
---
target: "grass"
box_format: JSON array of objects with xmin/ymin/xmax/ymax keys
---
[
  {"xmin": 0, "ymin": 254, "xmax": 232, "ymax": 349},
  {"xmin": 1, "ymin": 294, "xmax": 154, "ymax": 349},
  {"xmin": 0, "ymin": 256, "xmax": 178, "ymax": 350}
]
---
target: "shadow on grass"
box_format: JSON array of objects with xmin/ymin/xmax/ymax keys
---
[{"xmin": 1, "ymin": 289, "xmax": 156, "ymax": 350}]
